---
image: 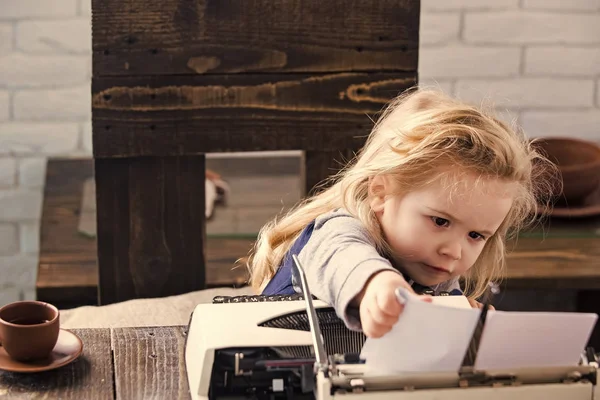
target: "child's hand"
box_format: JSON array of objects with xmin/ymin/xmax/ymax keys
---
[
  {"xmin": 467, "ymin": 298, "xmax": 496, "ymax": 310},
  {"xmin": 356, "ymin": 271, "xmax": 431, "ymax": 338}
]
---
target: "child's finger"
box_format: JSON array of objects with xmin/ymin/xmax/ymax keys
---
[
  {"xmin": 375, "ymin": 290, "xmax": 403, "ymax": 316},
  {"xmin": 362, "ymin": 307, "xmax": 392, "ymax": 338},
  {"xmin": 467, "ymin": 298, "xmax": 482, "ymax": 308},
  {"xmin": 367, "ymin": 303, "xmax": 400, "ymax": 327},
  {"xmin": 360, "ymin": 307, "xmax": 379, "ymax": 338}
]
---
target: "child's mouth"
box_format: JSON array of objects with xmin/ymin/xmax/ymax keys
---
[{"xmin": 423, "ymin": 263, "xmax": 450, "ymax": 275}]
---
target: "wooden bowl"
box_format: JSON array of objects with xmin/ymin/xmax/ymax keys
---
[{"xmin": 533, "ymin": 137, "xmax": 600, "ymax": 203}]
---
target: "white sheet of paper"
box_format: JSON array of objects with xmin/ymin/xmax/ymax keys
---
[
  {"xmin": 474, "ymin": 310, "xmax": 598, "ymax": 370},
  {"xmin": 360, "ymin": 288, "xmax": 481, "ymax": 373}
]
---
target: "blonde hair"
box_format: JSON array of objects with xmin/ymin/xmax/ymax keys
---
[{"xmin": 246, "ymin": 87, "xmax": 557, "ymax": 300}]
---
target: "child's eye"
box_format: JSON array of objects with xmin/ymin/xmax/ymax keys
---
[
  {"xmin": 431, "ymin": 216, "xmax": 449, "ymax": 227},
  {"xmin": 469, "ymin": 231, "xmax": 486, "ymax": 241}
]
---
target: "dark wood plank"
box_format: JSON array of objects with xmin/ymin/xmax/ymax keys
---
[
  {"xmin": 112, "ymin": 326, "xmax": 189, "ymax": 400},
  {"xmin": 37, "ymin": 159, "xmax": 99, "ymax": 308},
  {"xmin": 304, "ymin": 149, "xmax": 357, "ymax": 196},
  {"xmin": 91, "ymin": 0, "xmax": 418, "ymax": 76},
  {"xmin": 95, "ymin": 156, "xmax": 207, "ymax": 305},
  {"xmin": 0, "ymin": 328, "xmax": 114, "ymax": 399},
  {"xmin": 38, "ymin": 159, "xmax": 97, "ymax": 264},
  {"xmin": 91, "ymin": 73, "xmax": 416, "ymax": 158},
  {"xmin": 504, "ymin": 242, "xmax": 600, "ymax": 289}
]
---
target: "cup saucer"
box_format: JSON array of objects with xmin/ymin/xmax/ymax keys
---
[{"xmin": 0, "ymin": 328, "xmax": 83, "ymax": 373}]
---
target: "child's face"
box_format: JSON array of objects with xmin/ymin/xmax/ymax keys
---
[{"xmin": 370, "ymin": 172, "xmax": 514, "ymax": 287}]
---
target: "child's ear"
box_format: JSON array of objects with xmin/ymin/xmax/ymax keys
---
[{"xmin": 369, "ymin": 175, "xmax": 388, "ymax": 213}]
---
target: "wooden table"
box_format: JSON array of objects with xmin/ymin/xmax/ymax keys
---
[
  {"xmin": 0, "ymin": 326, "xmax": 190, "ymax": 399},
  {"xmin": 505, "ymin": 217, "xmax": 600, "ymax": 290}
]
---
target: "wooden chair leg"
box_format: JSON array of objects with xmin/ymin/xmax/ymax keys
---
[{"xmin": 95, "ymin": 155, "xmax": 207, "ymax": 305}]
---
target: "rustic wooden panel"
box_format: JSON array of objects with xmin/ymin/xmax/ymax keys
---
[
  {"xmin": 91, "ymin": 73, "xmax": 416, "ymax": 158},
  {"xmin": 303, "ymin": 149, "xmax": 357, "ymax": 196},
  {"xmin": 37, "ymin": 159, "xmax": 99, "ymax": 308},
  {"xmin": 506, "ymin": 237, "xmax": 600, "ymax": 278},
  {"xmin": 112, "ymin": 326, "xmax": 189, "ymax": 400},
  {"xmin": 91, "ymin": 0, "xmax": 419, "ymax": 76},
  {"xmin": 0, "ymin": 329, "xmax": 114, "ymax": 399},
  {"xmin": 507, "ymin": 227, "xmax": 600, "ymax": 289},
  {"xmin": 95, "ymin": 156, "xmax": 207, "ymax": 305}
]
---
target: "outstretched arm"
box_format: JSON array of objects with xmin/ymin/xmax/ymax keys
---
[{"xmin": 296, "ymin": 213, "xmax": 408, "ymax": 332}]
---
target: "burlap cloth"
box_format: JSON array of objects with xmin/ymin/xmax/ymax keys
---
[{"xmin": 59, "ymin": 286, "xmax": 256, "ymax": 329}]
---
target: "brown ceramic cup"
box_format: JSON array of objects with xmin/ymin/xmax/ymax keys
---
[{"xmin": 0, "ymin": 301, "xmax": 60, "ymax": 362}]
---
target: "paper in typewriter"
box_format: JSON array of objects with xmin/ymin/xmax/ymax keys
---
[
  {"xmin": 474, "ymin": 310, "xmax": 598, "ymax": 370},
  {"xmin": 360, "ymin": 288, "xmax": 481, "ymax": 373}
]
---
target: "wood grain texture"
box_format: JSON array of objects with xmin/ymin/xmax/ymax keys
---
[
  {"xmin": 111, "ymin": 327, "xmax": 189, "ymax": 400},
  {"xmin": 504, "ymin": 234, "xmax": 600, "ymax": 289},
  {"xmin": 303, "ymin": 149, "xmax": 357, "ymax": 196},
  {"xmin": 91, "ymin": 73, "xmax": 416, "ymax": 158},
  {"xmin": 91, "ymin": 0, "xmax": 418, "ymax": 76},
  {"xmin": 37, "ymin": 159, "xmax": 99, "ymax": 308},
  {"xmin": 95, "ymin": 156, "xmax": 208, "ymax": 305},
  {"xmin": 0, "ymin": 329, "xmax": 113, "ymax": 399}
]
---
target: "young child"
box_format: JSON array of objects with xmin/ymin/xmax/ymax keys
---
[{"xmin": 246, "ymin": 87, "xmax": 556, "ymax": 339}]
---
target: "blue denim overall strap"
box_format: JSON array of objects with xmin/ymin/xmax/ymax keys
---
[{"xmin": 261, "ymin": 221, "xmax": 316, "ymax": 296}]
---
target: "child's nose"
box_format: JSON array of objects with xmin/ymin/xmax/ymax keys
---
[{"xmin": 438, "ymin": 240, "xmax": 461, "ymax": 261}]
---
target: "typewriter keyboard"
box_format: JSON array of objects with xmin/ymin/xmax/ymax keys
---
[{"xmin": 212, "ymin": 293, "xmax": 308, "ymax": 303}]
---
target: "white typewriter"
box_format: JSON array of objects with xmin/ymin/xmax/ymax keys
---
[{"xmin": 185, "ymin": 256, "xmax": 600, "ymax": 400}]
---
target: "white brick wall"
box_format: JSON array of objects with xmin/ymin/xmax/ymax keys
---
[
  {"xmin": 421, "ymin": 0, "xmax": 600, "ymax": 142},
  {"xmin": 420, "ymin": 46, "xmax": 520, "ymax": 77},
  {"xmin": 0, "ymin": 91, "xmax": 9, "ymax": 121},
  {"xmin": 525, "ymin": 47, "xmax": 600, "ymax": 76},
  {"xmin": 14, "ymin": 85, "xmax": 91, "ymax": 120},
  {"xmin": 0, "ymin": 223, "xmax": 18, "ymax": 255},
  {"xmin": 0, "ymin": 0, "xmax": 78, "ymax": 19},
  {"xmin": 420, "ymin": 13, "xmax": 461, "ymax": 45},
  {"xmin": 17, "ymin": 19, "xmax": 91, "ymax": 54},
  {"xmin": 0, "ymin": 24, "xmax": 12, "ymax": 56},
  {"xmin": 0, "ymin": 158, "xmax": 16, "ymax": 187},
  {"xmin": 464, "ymin": 12, "xmax": 600, "ymax": 44},
  {"xmin": 0, "ymin": 0, "xmax": 599, "ymax": 306},
  {"xmin": 522, "ymin": 0, "xmax": 600, "ymax": 11},
  {"xmin": 0, "ymin": 0, "xmax": 90, "ymax": 305},
  {"xmin": 422, "ymin": 0, "xmax": 519, "ymax": 11},
  {"xmin": 0, "ymin": 54, "xmax": 88, "ymax": 87},
  {"xmin": 455, "ymin": 78, "xmax": 595, "ymax": 108}
]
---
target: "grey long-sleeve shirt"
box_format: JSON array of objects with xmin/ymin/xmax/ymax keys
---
[{"xmin": 292, "ymin": 209, "xmax": 460, "ymax": 331}]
